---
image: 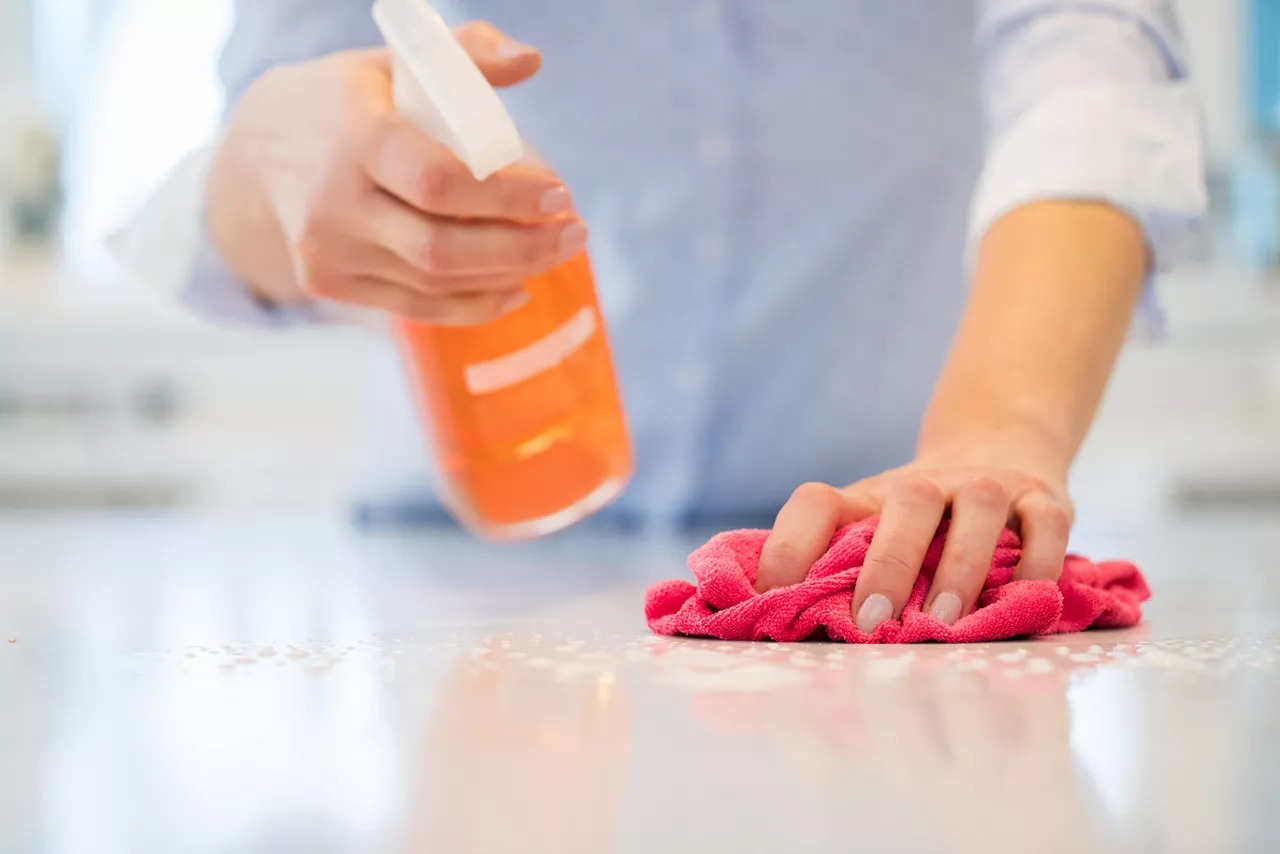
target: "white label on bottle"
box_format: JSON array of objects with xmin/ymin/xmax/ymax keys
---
[{"xmin": 464, "ymin": 306, "xmax": 599, "ymax": 395}]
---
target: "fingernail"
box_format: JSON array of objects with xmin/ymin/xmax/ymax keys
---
[
  {"xmin": 929, "ymin": 592, "xmax": 962, "ymax": 626},
  {"xmin": 500, "ymin": 290, "xmax": 530, "ymax": 314},
  {"xmin": 855, "ymin": 593, "xmax": 893, "ymax": 634},
  {"xmin": 540, "ymin": 186, "xmax": 573, "ymax": 214},
  {"xmin": 559, "ymin": 222, "xmax": 588, "ymax": 256},
  {"xmin": 496, "ymin": 39, "xmax": 534, "ymax": 59}
]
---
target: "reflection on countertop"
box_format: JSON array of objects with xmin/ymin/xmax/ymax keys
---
[{"xmin": 0, "ymin": 512, "xmax": 1277, "ymax": 853}]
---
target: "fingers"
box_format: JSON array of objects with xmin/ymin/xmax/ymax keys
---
[
  {"xmin": 358, "ymin": 246, "xmax": 537, "ymax": 296},
  {"xmin": 366, "ymin": 121, "xmax": 570, "ymax": 221},
  {"xmin": 368, "ymin": 22, "xmax": 550, "ymax": 218},
  {"xmin": 453, "ymin": 21, "xmax": 543, "ymax": 87},
  {"xmin": 1012, "ymin": 493, "xmax": 1071, "ymax": 581},
  {"xmin": 851, "ymin": 477, "xmax": 946, "ymax": 633},
  {"xmin": 757, "ymin": 483, "xmax": 873, "ymax": 592},
  {"xmin": 365, "ymin": 190, "xmax": 587, "ymax": 279},
  {"xmin": 923, "ymin": 477, "xmax": 1011, "ymax": 625},
  {"xmin": 319, "ymin": 275, "xmax": 524, "ymax": 325}
]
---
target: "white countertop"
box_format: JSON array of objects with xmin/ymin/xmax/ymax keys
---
[{"xmin": 1, "ymin": 512, "xmax": 1278, "ymax": 853}]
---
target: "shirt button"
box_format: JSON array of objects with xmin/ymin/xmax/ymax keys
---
[{"xmin": 698, "ymin": 131, "xmax": 732, "ymax": 166}]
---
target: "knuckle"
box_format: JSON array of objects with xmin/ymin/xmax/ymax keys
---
[
  {"xmin": 413, "ymin": 225, "xmax": 448, "ymax": 274},
  {"xmin": 502, "ymin": 179, "xmax": 539, "ymax": 217},
  {"xmin": 868, "ymin": 548, "xmax": 918, "ymax": 583},
  {"xmin": 944, "ymin": 544, "xmax": 991, "ymax": 574},
  {"xmin": 896, "ymin": 475, "xmax": 944, "ymax": 508},
  {"xmin": 1026, "ymin": 500, "xmax": 1072, "ymax": 536},
  {"xmin": 419, "ymin": 160, "xmax": 455, "ymax": 208},
  {"xmin": 960, "ymin": 475, "xmax": 1009, "ymax": 508},
  {"xmin": 789, "ymin": 481, "xmax": 834, "ymax": 508},
  {"xmin": 515, "ymin": 229, "xmax": 555, "ymax": 266}
]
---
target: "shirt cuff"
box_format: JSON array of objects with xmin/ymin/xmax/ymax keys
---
[
  {"xmin": 185, "ymin": 219, "xmax": 374, "ymax": 329},
  {"xmin": 106, "ymin": 145, "xmax": 381, "ymax": 331},
  {"xmin": 968, "ymin": 80, "xmax": 1207, "ymax": 337}
]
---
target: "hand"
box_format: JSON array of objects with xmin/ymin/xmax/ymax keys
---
[
  {"xmin": 205, "ymin": 22, "xmax": 585, "ymax": 325},
  {"xmin": 756, "ymin": 444, "xmax": 1074, "ymax": 632}
]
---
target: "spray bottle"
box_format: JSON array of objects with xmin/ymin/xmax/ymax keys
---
[{"xmin": 372, "ymin": 0, "xmax": 632, "ymax": 540}]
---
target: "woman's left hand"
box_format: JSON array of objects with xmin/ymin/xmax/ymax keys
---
[
  {"xmin": 755, "ymin": 199, "xmax": 1148, "ymax": 633},
  {"xmin": 756, "ymin": 447, "xmax": 1074, "ymax": 633}
]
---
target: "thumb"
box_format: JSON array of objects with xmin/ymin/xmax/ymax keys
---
[{"xmin": 453, "ymin": 21, "xmax": 542, "ymax": 88}]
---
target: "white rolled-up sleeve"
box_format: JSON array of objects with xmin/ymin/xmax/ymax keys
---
[
  {"xmin": 107, "ymin": 144, "xmax": 349, "ymax": 328},
  {"xmin": 971, "ymin": 0, "xmax": 1208, "ymax": 331}
]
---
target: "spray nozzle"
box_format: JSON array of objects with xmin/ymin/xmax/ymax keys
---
[{"xmin": 373, "ymin": 0, "xmax": 524, "ymax": 181}]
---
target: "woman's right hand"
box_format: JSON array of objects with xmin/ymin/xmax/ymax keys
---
[{"xmin": 205, "ymin": 22, "xmax": 585, "ymax": 325}]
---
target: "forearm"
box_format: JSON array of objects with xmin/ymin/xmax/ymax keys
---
[
  {"xmin": 930, "ymin": 0, "xmax": 1202, "ymax": 476},
  {"xmin": 918, "ymin": 199, "xmax": 1148, "ymax": 476}
]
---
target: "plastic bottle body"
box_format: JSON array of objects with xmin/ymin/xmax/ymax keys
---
[{"xmin": 394, "ymin": 253, "xmax": 633, "ymax": 540}]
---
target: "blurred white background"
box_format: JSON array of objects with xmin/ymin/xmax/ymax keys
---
[
  {"xmin": 0, "ymin": 0, "xmax": 1277, "ymax": 524},
  {"xmin": 1, "ymin": 0, "xmax": 368, "ymax": 513}
]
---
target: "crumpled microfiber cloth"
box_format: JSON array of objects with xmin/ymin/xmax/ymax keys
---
[{"xmin": 645, "ymin": 518, "xmax": 1150, "ymax": 643}]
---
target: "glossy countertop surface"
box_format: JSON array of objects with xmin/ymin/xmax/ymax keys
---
[{"xmin": 1, "ymin": 513, "xmax": 1278, "ymax": 854}]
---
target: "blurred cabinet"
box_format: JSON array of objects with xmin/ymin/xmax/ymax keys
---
[
  {"xmin": 0, "ymin": 256, "xmax": 367, "ymax": 511},
  {"xmin": 1074, "ymin": 265, "xmax": 1280, "ymax": 524}
]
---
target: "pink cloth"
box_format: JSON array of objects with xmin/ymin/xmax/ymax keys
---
[{"xmin": 645, "ymin": 518, "xmax": 1150, "ymax": 643}]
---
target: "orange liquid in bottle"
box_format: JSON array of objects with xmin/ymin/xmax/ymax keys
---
[{"xmin": 394, "ymin": 253, "xmax": 633, "ymax": 540}]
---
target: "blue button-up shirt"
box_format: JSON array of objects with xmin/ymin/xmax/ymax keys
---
[{"xmin": 111, "ymin": 0, "xmax": 1205, "ymax": 528}]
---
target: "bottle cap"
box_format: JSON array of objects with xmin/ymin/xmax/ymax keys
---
[{"xmin": 373, "ymin": 0, "xmax": 524, "ymax": 180}]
